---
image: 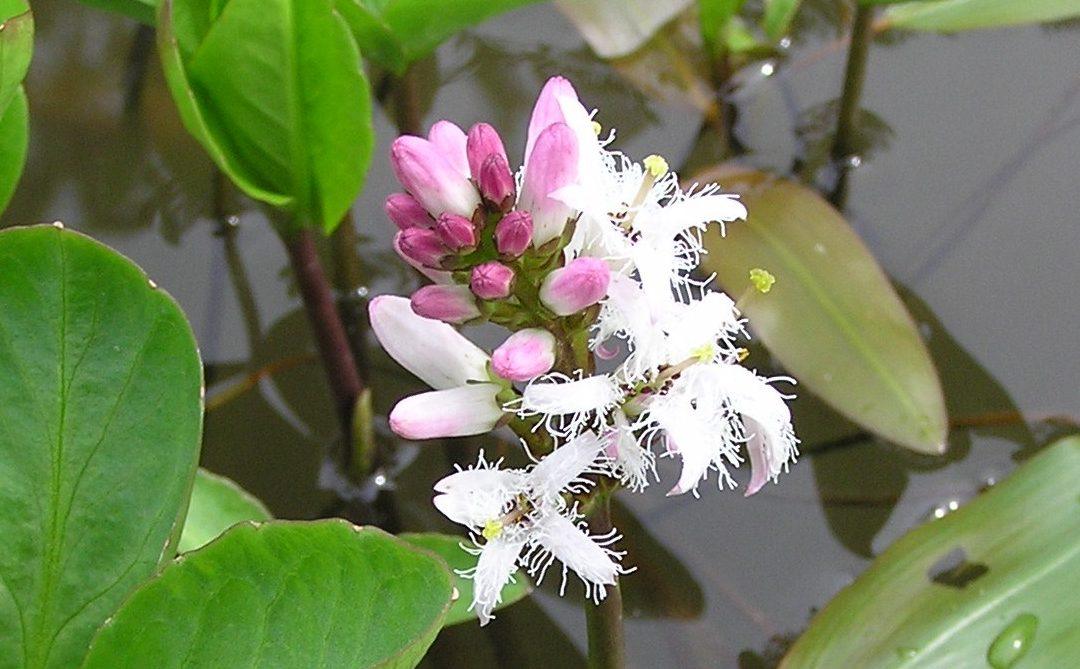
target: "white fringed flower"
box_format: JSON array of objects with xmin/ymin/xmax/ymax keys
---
[{"xmin": 512, "ymin": 372, "xmax": 623, "ymax": 438}]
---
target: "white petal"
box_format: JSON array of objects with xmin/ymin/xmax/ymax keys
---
[
  {"xmin": 528, "ymin": 431, "xmax": 605, "ymax": 498},
  {"xmin": 433, "ymin": 468, "xmax": 522, "ymax": 527},
  {"xmin": 532, "ymin": 512, "xmax": 619, "ymax": 588},
  {"xmin": 472, "ymin": 534, "xmax": 528, "ymax": 625},
  {"xmin": 656, "ymin": 193, "xmax": 747, "ymax": 239},
  {"xmin": 655, "ymin": 403, "xmax": 717, "ymax": 496},
  {"xmin": 521, "ymin": 374, "xmax": 621, "ymax": 416},
  {"xmin": 389, "ymin": 384, "xmax": 503, "ymax": 440},
  {"xmin": 369, "ymin": 295, "xmax": 490, "ymax": 389}
]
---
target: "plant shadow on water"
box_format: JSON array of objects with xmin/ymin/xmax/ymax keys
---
[{"xmin": 3, "ymin": 0, "xmax": 1078, "ymax": 666}]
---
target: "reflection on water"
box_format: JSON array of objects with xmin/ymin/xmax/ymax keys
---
[{"xmin": 3, "ymin": 0, "xmax": 1078, "ymax": 666}]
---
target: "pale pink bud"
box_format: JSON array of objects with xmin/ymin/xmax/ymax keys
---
[
  {"xmin": 391, "ymin": 135, "xmax": 480, "ymax": 218},
  {"xmin": 411, "ymin": 284, "xmax": 481, "ymax": 324},
  {"xmin": 469, "ymin": 261, "xmax": 514, "ymax": 300},
  {"xmin": 389, "ymin": 384, "xmax": 503, "ymax": 440},
  {"xmin": 539, "ymin": 257, "xmax": 610, "ymax": 316},
  {"xmin": 491, "ymin": 328, "xmax": 556, "ymax": 382},
  {"xmin": 518, "ymin": 122, "xmax": 578, "ymax": 247},
  {"xmin": 396, "ymin": 228, "xmax": 449, "ymax": 268},
  {"xmin": 525, "ymin": 76, "xmax": 580, "ymax": 165},
  {"xmin": 385, "ymin": 192, "xmax": 434, "ymax": 231},
  {"xmin": 466, "ymin": 123, "xmax": 509, "ymax": 181},
  {"xmin": 435, "ymin": 213, "xmax": 477, "ymax": 251},
  {"xmin": 494, "ymin": 210, "xmax": 533, "ymax": 257},
  {"xmin": 427, "ymin": 120, "xmax": 470, "ymax": 178},
  {"xmin": 477, "ymin": 154, "xmax": 515, "ymax": 211}
]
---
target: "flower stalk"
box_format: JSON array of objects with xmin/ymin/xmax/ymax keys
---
[
  {"xmin": 830, "ymin": 4, "xmax": 875, "ymax": 208},
  {"xmin": 585, "ymin": 493, "xmax": 626, "ymax": 669}
]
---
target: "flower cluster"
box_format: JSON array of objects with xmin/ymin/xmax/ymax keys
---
[{"xmin": 370, "ymin": 77, "xmax": 799, "ymax": 623}]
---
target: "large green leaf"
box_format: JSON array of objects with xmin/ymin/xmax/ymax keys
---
[
  {"xmin": 159, "ymin": 0, "xmax": 374, "ymax": 234},
  {"xmin": 882, "ymin": 0, "xmax": 1080, "ymax": 31},
  {"xmin": 0, "ymin": 0, "xmax": 32, "ymax": 114},
  {"xmin": 83, "ymin": 520, "xmax": 455, "ymax": 668},
  {"xmin": 400, "ymin": 532, "xmax": 531, "ymax": 627},
  {"xmin": 782, "ymin": 436, "xmax": 1080, "ymax": 668},
  {"xmin": 178, "ymin": 468, "xmax": 272, "ymax": 553},
  {"xmin": 0, "ymin": 224, "xmax": 203, "ymax": 669},
  {"xmin": 699, "ymin": 168, "xmax": 947, "ymax": 453},
  {"xmin": 0, "ymin": 85, "xmax": 27, "ymax": 214},
  {"xmin": 77, "ymin": 0, "xmax": 157, "ymax": 24},
  {"xmin": 339, "ymin": 0, "xmax": 540, "ymax": 73}
]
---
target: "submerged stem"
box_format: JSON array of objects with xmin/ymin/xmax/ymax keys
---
[
  {"xmin": 585, "ymin": 494, "xmax": 626, "ymax": 669},
  {"xmin": 829, "ymin": 4, "xmax": 875, "ymax": 208}
]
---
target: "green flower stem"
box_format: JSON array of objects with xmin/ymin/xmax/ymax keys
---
[
  {"xmin": 830, "ymin": 3, "xmax": 875, "ymax": 208},
  {"xmin": 283, "ymin": 227, "xmax": 365, "ymax": 454},
  {"xmin": 585, "ymin": 492, "xmax": 626, "ymax": 669}
]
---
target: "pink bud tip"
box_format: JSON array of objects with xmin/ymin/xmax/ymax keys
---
[
  {"xmin": 470, "ymin": 261, "xmax": 515, "ymax": 300},
  {"xmin": 494, "ymin": 210, "xmax": 533, "ymax": 257},
  {"xmin": 539, "ymin": 257, "xmax": 610, "ymax": 316},
  {"xmin": 396, "ymin": 228, "xmax": 449, "ymax": 268},
  {"xmin": 467, "ymin": 123, "xmax": 510, "ymax": 182},
  {"xmin": 477, "ymin": 154, "xmax": 516, "ymax": 211},
  {"xmin": 384, "ymin": 193, "xmax": 434, "ymax": 231},
  {"xmin": 410, "ymin": 285, "xmax": 480, "ymax": 324},
  {"xmin": 491, "ymin": 328, "xmax": 556, "ymax": 382},
  {"xmin": 391, "ymin": 135, "xmax": 481, "ymax": 219},
  {"xmin": 519, "ymin": 122, "xmax": 578, "ymax": 247},
  {"xmin": 434, "ymin": 213, "xmax": 477, "ymax": 251}
]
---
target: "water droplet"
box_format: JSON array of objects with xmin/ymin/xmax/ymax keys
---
[
  {"xmin": 760, "ymin": 62, "xmax": 776, "ymax": 77},
  {"xmin": 844, "ymin": 154, "xmax": 863, "ymax": 168},
  {"xmin": 225, "ymin": 215, "xmax": 240, "ymax": 228},
  {"xmin": 52, "ymin": 220, "xmax": 65, "ymax": 229},
  {"xmin": 779, "ymin": 36, "xmax": 792, "ymax": 49},
  {"xmin": 373, "ymin": 473, "xmax": 387, "ymax": 487},
  {"xmin": 354, "ymin": 285, "xmax": 370, "ymax": 299},
  {"xmin": 451, "ymin": 586, "xmax": 460, "ymax": 602},
  {"xmin": 987, "ymin": 613, "xmax": 1037, "ymax": 668},
  {"xmin": 895, "ymin": 647, "xmax": 918, "ymax": 660},
  {"xmin": 147, "ymin": 279, "xmax": 158, "ymax": 289}
]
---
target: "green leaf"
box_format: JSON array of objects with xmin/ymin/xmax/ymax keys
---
[
  {"xmin": 761, "ymin": 0, "xmax": 802, "ymax": 39},
  {"xmin": 0, "ymin": 1, "xmax": 32, "ymax": 114},
  {"xmin": 883, "ymin": 0, "xmax": 1080, "ymax": 31},
  {"xmin": 178, "ymin": 468, "xmax": 272, "ymax": 553},
  {"xmin": 159, "ymin": 0, "xmax": 374, "ymax": 234},
  {"xmin": 553, "ymin": 0, "xmax": 692, "ymax": 60},
  {"xmin": 400, "ymin": 532, "xmax": 531, "ymax": 626},
  {"xmin": 77, "ymin": 0, "xmax": 157, "ymax": 24},
  {"xmin": 699, "ymin": 168, "xmax": 947, "ymax": 454},
  {"xmin": 0, "ymin": 85, "xmax": 27, "ymax": 213},
  {"xmin": 698, "ymin": 0, "xmax": 745, "ymax": 55},
  {"xmin": 0, "ymin": 224, "xmax": 203, "ymax": 669},
  {"xmin": 781, "ymin": 436, "xmax": 1080, "ymax": 668},
  {"xmin": 84, "ymin": 520, "xmax": 455, "ymax": 668},
  {"xmin": 338, "ymin": 0, "xmax": 540, "ymax": 73}
]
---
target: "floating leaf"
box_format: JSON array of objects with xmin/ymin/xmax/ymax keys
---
[
  {"xmin": 882, "ymin": 0, "xmax": 1080, "ymax": 31},
  {"xmin": 781, "ymin": 436, "xmax": 1080, "ymax": 667},
  {"xmin": 698, "ymin": 167, "xmax": 947, "ymax": 454},
  {"xmin": 84, "ymin": 521, "xmax": 454, "ymax": 668},
  {"xmin": 178, "ymin": 468, "xmax": 272, "ymax": 553},
  {"xmin": 158, "ymin": 0, "xmax": 373, "ymax": 233},
  {"xmin": 401, "ymin": 532, "xmax": 531, "ymax": 626},
  {"xmin": 77, "ymin": 0, "xmax": 157, "ymax": 24},
  {"xmin": 0, "ymin": 225, "xmax": 203, "ymax": 668},
  {"xmin": 337, "ymin": 0, "xmax": 541, "ymax": 74}
]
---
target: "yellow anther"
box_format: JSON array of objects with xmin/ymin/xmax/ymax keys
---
[
  {"xmin": 749, "ymin": 268, "xmax": 776, "ymax": 294},
  {"xmin": 736, "ymin": 347, "xmax": 750, "ymax": 362},
  {"xmin": 691, "ymin": 344, "xmax": 716, "ymax": 364},
  {"xmin": 482, "ymin": 519, "xmax": 503, "ymax": 541},
  {"xmin": 591, "ymin": 121, "xmax": 602, "ymax": 136},
  {"xmin": 643, "ymin": 154, "xmax": 669, "ymax": 178}
]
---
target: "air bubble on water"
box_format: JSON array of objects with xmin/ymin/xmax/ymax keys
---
[
  {"xmin": 844, "ymin": 155, "xmax": 863, "ymax": 168},
  {"xmin": 354, "ymin": 286, "xmax": 370, "ymax": 299},
  {"xmin": 760, "ymin": 62, "xmax": 776, "ymax": 77},
  {"xmin": 930, "ymin": 500, "xmax": 961, "ymax": 519},
  {"xmin": 373, "ymin": 473, "xmax": 387, "ymax": 488},
  {"xmin": 987, "ymin": 613, "xmax": 1037, "ymax": 669},
  {"xmin": 779, "ymin": 37, "xmax": 792, "ymax": 50},
  {"xmin": 226, "ymin": 215, "xmax": 240, "ymax": 228}
]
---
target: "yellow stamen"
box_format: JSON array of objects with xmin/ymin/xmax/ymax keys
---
[
  {"xmin": 482, "ymin": 519, "xmax": 503, "ymax": 541},
  {"xmin": 591, "ymin": 121, "xmax": 602, "ymax": 136},
  {"xmin": 749, "ymin": 268, "xmax": 776, "ymax": 294},
  {"xmin": 736, "ymin": 347, "xmax": 750, "ymax": 362},
  {"xmin": 643, "ymin": 154, "xmax": 669, "ymax": 178},
  {"xmin": 691, "ymin": 343, "xmax": 715, "ymax": 364}
]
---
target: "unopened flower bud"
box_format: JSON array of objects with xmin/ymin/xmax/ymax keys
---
[
  {"xmin": 491, "ymin": 328, "xmax": 556, "ymax": 382},
  {"xmin": 466, "ymin": 123, "xmax": 510, "ymax": 181},
  {"xmin": 391, "ymin": 135, "xmax": 480, "ymax": 219},
  {"xmin": 385, "ymin": 193, "xmax": 433, "ymax": 231},
  {"xmin": 410, "ymin": 284, "xmax": 480, "ymax": 324},
  {"xmin": 518, "ymin": 122, "xmax": 578, "ymax": 247},
  {"xmin": 435, "ymin": 213, "xmax": 477, "ymax": 251},
  {"xmin": 477, "ymin": 154, "xmax": 515, "ymax": 211},
  {"xmin": 494, "ymin": 211, "xmax": 533, "ymax": 257},
  {"xmin": 539, "ymin": 257, "xmax": 610, "ymax": 316},
  {"xmin": 470, "ymin": 261, "xmax": 515, "ymax": 300},
  {"xmin": 427, "ymin": 120, "xmax": 470, "ymax": 178},
  {"xmin": 396, "ymin": 228, "xmax": 449, "ymax": 268}
]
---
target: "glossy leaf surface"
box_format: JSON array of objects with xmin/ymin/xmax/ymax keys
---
[
  {"xmin": 883, "ymin": 0, "xmax": 1080, "ymax": 31},
  {"xmin": 178, "ymin": 468, "xmax": 272, "ymax": 553}
]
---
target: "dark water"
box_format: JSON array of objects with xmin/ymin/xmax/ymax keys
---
[{"xmin": 4, "ymin": 1, "xmax": 1078, "ymax": 666}]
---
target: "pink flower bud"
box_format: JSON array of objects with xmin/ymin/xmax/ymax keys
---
[
  {"xmin": 466, "ymin": 123, "xmax": 509, "ymax": 181},
  {"xmin": 389, "ymin": 384, "xmax": 503, "ymax": 440},
  {"xmin": 434, "ymin": 213, "xmax": 477, "ymax": 251},
  {"xmin": 411, "ymin": 284, "xmax": 481, "ymax": 324},
  {"xmin": 539, "ymin": 257, "xmax": 610, "ymax": 316},
  {"xmin": 427, "ymin": 120, "xmax": 470, "ymax": 179},
  {"xmin": 391, "ymin": 135, "xmax": 480, "ymax": 219},
  {"xmin": 469, "ymin": 261, "xmax": 515, "ymax": 300},
  {"xmin": 396, "ymin": 228, "xmax": 449, "ymax": 268},
  {"xmin": 491, "ymin": 328, "xmax": 556, "ymax": 382},
  {"xmin": 385, "ymin": 193, "xmax": 434, "ymax": 231},
  {"xmin": 518, "ymin": 122, "xmax": 578, "ymax": 247},
  {"xmin": 525, "ymin": 76, "xmax": 580, "ymax": 165},
  {"xmin": 477, "ymin": 154, "xmax": 515, "ymax": 211},
  {"xmin": 393, "ymin": 234, "xmax": 452, "ymax": 284},
  {"xmin": 494, "ymin": 211, "xmax": 533, "ymax": 257}
]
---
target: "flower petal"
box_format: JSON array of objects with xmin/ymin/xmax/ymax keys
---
[
  {"xmin": 521, "ymin": 374, "xmax": 621, "ymax": 416},
  {"xmin": 532, "ymin": 512, "xmax": 620, "ymax": 589},
  {"xmin": 471, "ymin": 534, "xmax": 528, "ymax": 625},
  {"xmin": 528, "ymin": 431, "xmax": 605, "ymax": 498},
  {"xmin": 389, "ymin": 384, "xmax": 503, "ymax": 440},
  {"xmin": 433, "ymin": 468, "xmax": 521, "ymax": 527}
]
